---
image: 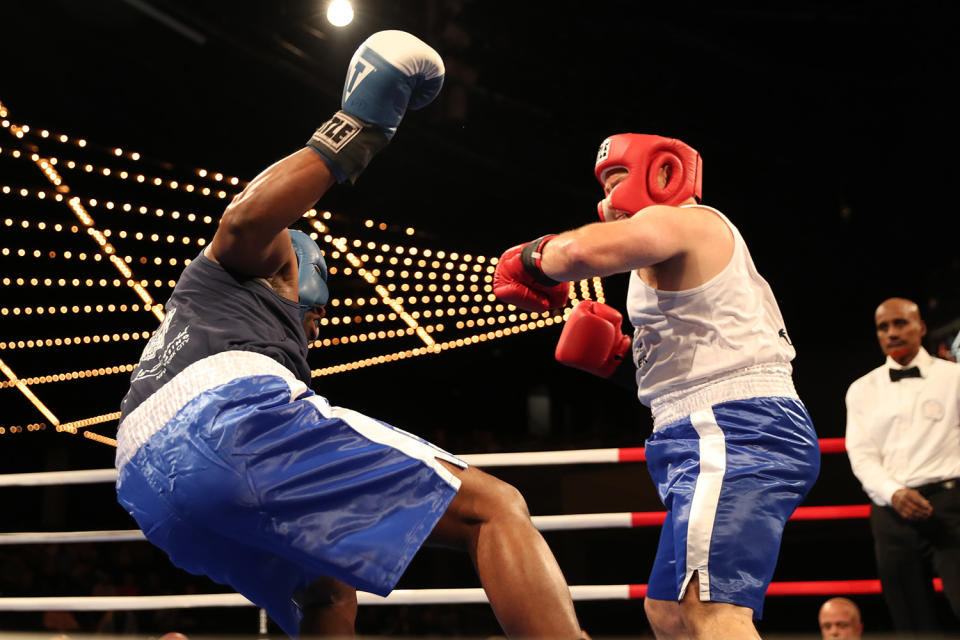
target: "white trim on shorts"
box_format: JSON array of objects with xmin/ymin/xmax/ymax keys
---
[
  {"xmin": 651, "ymin": 363, "xmax": 798, "ymax": 430},
  {"xmin": 679, "ymin": 408, "xmax": 727, "ymax": 602},
  {"xmin": 116, "ymin": 351, "xmax": 309, "ymax": 471},
  {"xmin": 307, "ymin": 398, "xmax": 464, "ymax": 490}
]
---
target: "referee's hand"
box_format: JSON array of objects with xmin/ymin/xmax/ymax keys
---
[{"xmin": 891, "ymin": 488, "xmax": 933, "ymax": 520}]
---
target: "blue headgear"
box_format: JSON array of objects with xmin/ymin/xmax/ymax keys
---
[{"xmin": 288, "ymin": 229, "xmax": 329, "ymax": 321}]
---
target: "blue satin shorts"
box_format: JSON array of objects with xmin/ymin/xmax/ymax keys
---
[
  {"xmin": 644, "ymin": 396, "xmax": 820, "ymax": 617},
  {"xmin": 116, "ymin": 365, "xmax": 464, "ymax": 638}
]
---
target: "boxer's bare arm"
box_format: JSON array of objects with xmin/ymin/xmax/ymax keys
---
[
  {"xmin": 207, "ymin": 150, "xmax": 336, "ymax": 279},
  {"xmin": 538, "ymin": 204, "xmax": 731, "ymax": 283},
  {"xmin": 207, "ymin": 30, "xmax": 445, "ymax": 281}
]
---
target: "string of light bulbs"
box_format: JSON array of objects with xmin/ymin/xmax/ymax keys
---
[
  {"xmin": 0, "ymin": 104, "xmax": 247, "ymax": 190},
  {"xmin": 0, "ymin": 363, "xmax": 138, "ymax": 391},
  {"xmin": 312, "ymin": 313, "xmax": 564, "ymax": 377},
  {"xmin": 0, "ymin": 276, "xmax": 170, "ymax": 290},
  {"xmin": 1, "ymin": 246, "xmax": 194, "ymax": 272},
  {"xmin": 82, "ymin": 431, "xmax": 118, "ymax": 446},
  {"xmin": 0, "ymin": 423, "xmax": 47, "ymax": 436},
  {"xmin": 0, "ymin": 304, "xmax": 146, "ymax": 318},
  {"xmin": 0, "ymin": 183, "xmax": 219, "ymax": 226},
  {"xmin": 51, "ymin": 157, "xmax": 235, "ymax": 200},
  {"xmin": 56, "ymin": 411, "xmax": 122, "ymax": 434},
  {"xmin": 0, "ymin": 331, "xmax": 150, "ymax": 352}
]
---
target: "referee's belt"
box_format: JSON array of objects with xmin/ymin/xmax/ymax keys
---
[{"xmin": 915, "ymin": 478, "xmax": 959, "ymax": 498}]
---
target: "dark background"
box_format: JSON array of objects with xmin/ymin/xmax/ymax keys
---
[{"xmin": 1, "ymin": 0, "xmax": 959, "ymax": 637}]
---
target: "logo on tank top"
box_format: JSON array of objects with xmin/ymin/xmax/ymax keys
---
[
  {"xmin": 778, "ymin": 328, "xmax": 792, "ymax": 346},
  {"xmin": 132, "ymin": 306, "xmax": 191, "ymax": 382},
  {"xmin": 633, "ymin": 329, "xmax": 648, "ymax": 370}
]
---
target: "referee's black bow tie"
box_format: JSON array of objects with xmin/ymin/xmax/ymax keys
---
[{"xmin": 889, "ymin": 366, "xmax": 921, "ymax": 382}]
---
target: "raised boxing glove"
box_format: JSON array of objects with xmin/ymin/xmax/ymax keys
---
[
  {"xmin": 493, "ymin": 235, "xmax": 569, "ymax": 312},
  {"xmin": 555, "ymin": 300, "xmax": 632, "ymax": 378},
  {"xmin": 307, "ymin": 30, "xmax": 445, "ymax": 184}
]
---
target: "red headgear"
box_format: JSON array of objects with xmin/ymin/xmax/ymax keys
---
[{"xmin": 594, "ymin": 133, "xmax": 703, "ymax": 221}]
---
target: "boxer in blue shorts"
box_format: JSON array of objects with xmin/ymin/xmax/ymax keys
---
[
  {"xmin": 116, "ymin": 31, "xmax": 585, "ymax": 640},
  {"xmin": 493, "ymin": 134, "xmax": 820, "ymax": 639}
]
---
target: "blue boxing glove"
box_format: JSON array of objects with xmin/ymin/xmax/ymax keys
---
[
  {"xmin": 342, "ymin": 30, "xmax": 445, "ymax": 138},
  {"xmin": 308, "ymin": 30, "xmax": 445, "ymax": 184}
]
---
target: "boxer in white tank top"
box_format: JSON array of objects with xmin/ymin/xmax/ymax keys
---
[
  {"xmin": 628, "ymin": 204, "xmax": 797, "ymax": 426},
  {"xmin": 493, "ymin": 134, "xmax": 820, "ymax": 640}
]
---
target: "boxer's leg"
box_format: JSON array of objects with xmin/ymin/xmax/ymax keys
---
[
  {"xmin": 679, "ymin": 573, "xmax": 758, "ymax": 640},
  {"xmin": 428, "ymin": 461, "xmax": 584, "ymax": 639},
  {"xmin": 644, "ymin": 512, "xmax": 688, "ymax": 638},
  {"xmin": 297, "ymin": 576, "xmax": 358, "ymax": 636}
]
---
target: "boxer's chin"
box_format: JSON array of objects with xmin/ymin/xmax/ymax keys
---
[{"xmin": 887, "ymin": 345, "xmax": 913, "ymax": 360}]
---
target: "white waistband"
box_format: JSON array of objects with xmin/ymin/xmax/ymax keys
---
[
  {"xmin": 650, "ymin": 363, "xmax": 798, "ymax": 430},
  {"xmin": 116, "ymin": 351, "xmax": 309, "ymax": 471}
]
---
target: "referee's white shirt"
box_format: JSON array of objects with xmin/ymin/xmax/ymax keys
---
[{"xmin": 845, "ymin": 347, "xmax": 960, "ymax": 506}]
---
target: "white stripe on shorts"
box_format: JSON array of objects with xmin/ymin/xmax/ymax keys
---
[
  {"xmin": 680, "ymin": 407, "xmax": 727, "ymax": 602},
  {"xmin": 306, "ymin": 398, "xmax": 465, "ymax": 491}
]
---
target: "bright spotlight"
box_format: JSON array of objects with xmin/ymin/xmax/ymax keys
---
[{"xmin": 326, "ymin": 0, "xmax": 354, "ymax": 27}]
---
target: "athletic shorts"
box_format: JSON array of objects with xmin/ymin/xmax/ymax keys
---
[
  {"xmin": 115, "ymin": 351, "xmax": 465, "ymax": 638},
  {"xmin": 644, "ymin": 396, "xmax": 820, "ymax": 617}
]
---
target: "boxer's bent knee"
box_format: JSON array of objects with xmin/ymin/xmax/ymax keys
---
[
  {"xmin": 645, "ymin": 597, "xmax": 685, "ymax": 638},
  {"xmin": 430, "ymin": 461, "xmax": 531, "ymax": 547},
  {"xmin": 442, "ymin": 460, "xmax": 529, "ymax": 518}
]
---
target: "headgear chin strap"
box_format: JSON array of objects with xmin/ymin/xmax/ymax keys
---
[
  {"xmin": 288, "ymin": 229, "xmax": 329, "ymax": 321},
  {"xmin": 594, "ymin": 133, "xmax": 703, "ymax": 220}
]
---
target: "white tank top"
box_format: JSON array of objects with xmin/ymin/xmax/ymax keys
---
[{"xmin": 626, "ymin": 205, "xmax": 797, "ymax": 427}]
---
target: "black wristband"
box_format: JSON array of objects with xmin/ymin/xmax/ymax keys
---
[
  {"xmin": 306, "ymin": 110, "xmax": 390, "ymax": 185},
  {"xmin": 520, "ymin": 235, "xmax": 562, "ymax": 286}
]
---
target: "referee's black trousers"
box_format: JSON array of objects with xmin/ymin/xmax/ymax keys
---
[{"xmin": 870, "ymin": 484, "xmax": 960, "ymax": 637}]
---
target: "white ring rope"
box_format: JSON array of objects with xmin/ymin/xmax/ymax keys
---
[
  {"xmin": 0, "ymin": 505, "xmax": 872, "ymax": 545},
  {"xmin": 0, "ymin": 586, "xmax": 632, "ymax": 611},
  {"xmin": 0, "ymin": 440, "xmax": 848, "ymax": 486},
  {"xmin": 460, "ymin": 449, "xmax": 623, "ymax": 467},
  {"xmin": 0, "ymin": 529, "xmax": 147, "ymax": 545},
  {"xmin": 0, "ymin": 513, "xmax": 636, "ymax": 545},
  {"xmin": 0, "ymin": 449, "xmax": 630, "ymax": 487},
  {"xmin": 0, "ymin": 468, "xmax": 119, "ymax": 487}
]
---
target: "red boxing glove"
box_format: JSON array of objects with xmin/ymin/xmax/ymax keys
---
[
  {"xmin": 555, "ymin": 300, "xmax": 632, "ymax": 378},
  {"xmin": 493, "ymin": 235, "xmax": 570, "ymax": 312}
]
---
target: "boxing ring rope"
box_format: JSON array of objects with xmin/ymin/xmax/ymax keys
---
[
  {"xmin": 0, "ymin": 586, "xmax": 629, "ymax": 611},
  {"xmin": 0, "ymin": 580, "xmax": 945, "ymax": 612},
  {"xmin": 1, "ymin": 436, "xmax": 893, "ymax": 613},
  {"xmin": 0, "ymin": 438, "xmax": 848, "ymax": 488},
  {"xmin": 0, "ymin": 468, "xmax": 118, "ymax": 487},
  {"xmin": 0, "ymin": 505, "xmax": 873, "ymax": 546}
]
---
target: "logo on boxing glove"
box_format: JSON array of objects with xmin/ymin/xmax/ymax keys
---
[
  {"xmin": 314, "ymin": 113, "xmax": 363, "ymax": 153},
  {"xmin": 344, "ymin": 59, "xmax": 377, "ymax": 102}
]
